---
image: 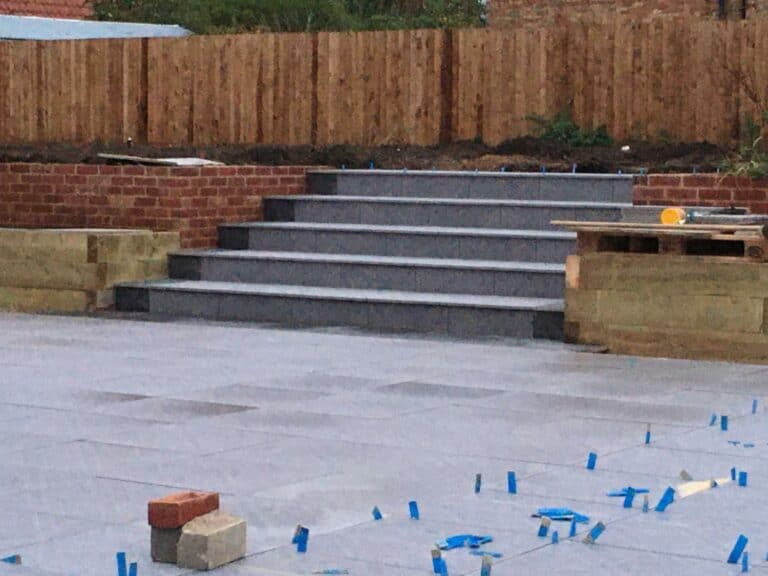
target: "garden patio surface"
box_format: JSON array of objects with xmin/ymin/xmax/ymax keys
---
[{"xmin": 0, "ymin": 312, "xmax": 766, "ymax": 575}]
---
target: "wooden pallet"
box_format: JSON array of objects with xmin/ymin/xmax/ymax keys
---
[{"xmin": 553, "ymin": 221, "xmax": 768, "ymax": 262}]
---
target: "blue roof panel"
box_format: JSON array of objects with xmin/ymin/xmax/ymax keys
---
[{"xmin": 0, "ymin": 15, "xmax": 192, "ymax": 40}]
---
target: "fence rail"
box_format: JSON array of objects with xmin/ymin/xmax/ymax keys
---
[{"xmin": 0, "ymin": 18, "xmax": 765, "ymax": 147}]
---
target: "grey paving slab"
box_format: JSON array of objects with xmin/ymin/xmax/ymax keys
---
[{"xmin": 0, "ymin": 312, "xmax": 767, "ymax": 576}]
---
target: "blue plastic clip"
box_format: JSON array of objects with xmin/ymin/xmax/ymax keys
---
[
  {"xmin": 742, "ymin": 551, "xmax": 750, "ymax": 573},
  {"xmin": 569, "ymin": 517, "xmax": 577, "ymax": 538},
  {"xmin": 582, "ymin": 522, "xmax": 606, "ymax": 544},
  {"xmin": 469, "ymin": 551, "xmax": 503, "ymax": 559},
  {"xmin": 586, "ymin": 452, "xmax": 597, "ymax": 470},
  {"xmin": 341, "ymin": 165, "xmax": 346, "ymax": 171},
  {"xmin": 431, "ymin": 549, "xmax": 443, "ymax": 574},
  {"xmin": 116, "ymin": 553, "xmax": 127, "ymax": 576},
  {"xmin": 642, "ymin": 495, "xmax": 649, "ymax": 513},
  {"xmin": 1, "ymin": 556, "xmax": 20, "ymax": 565},
  {"xmin": 480, "ymin": 556, "xmax": 492, "ymax": 576},
  {"xmin": 721, "ymin": 415, "xmax": 729, "ymax": 431},
  {"xmin": 372, "ymin": 506, "xmax": 383, "ymax": 521},
  {"xmin": 739, "ymin": 471, "xmax": 748, "ymax": 487},
  {"xmin": 623, "ymin": 487, "xmax": 636, "ymax": 509},
  {"xmin": 744, "ymin": 443, "xmax": 755, "ymax": 448},
  {"xmin": 732, "ymin": 467, "xmax": 738, "ymax": 481},
  {"xmin": 618, "ymin": 169, "xmax": 622, "ymax": 175},
  {"xmin": 541, "ymin": 166, "xmax": 547, "ymax": 174},
  {"xmin": 753, "ymin": 399, "xmax": 758, "ymax": 414},
  {"xmin": 538, "ymin": 517, "xmax": 551, "ymax": 538},
  {"xmin": 655, "ymin": 487, "xmax": 675, "ymax": 512},
  {"xmin": 409, "ymin": 501, "xmax": 420, "ymax": 520},
  {"xmin": 294, "ymin": 526, "xmax": 310, "ymax": 553},
  {"xmin": 645, "ymin": 424, "xmax": 651, "ymax": 445},
  {"xmin": 709, "ymin": 413, "xmax": 718, "ymax": 426},
  {"xmin": 475, "ymin": 473, "xmax": 482, "ymax": 494},
  {"xmin": 729, "ymin": 441, "xmax": 742, "ymax": 446},
  {"xmin": 500, "ymin": 166, "xmax": 506, "ymax": 172},
  {"xmin": 507, "ymin": 471, "xmax": 517, "ymax": 494},
  {"xmin": 551, "ymin": 531, "xmax": 559, "ymax": 544},
  {"xmin": 369, "ymin": 161, "xmax": 375, "ymax": 170},
  {"xmin": 128, "ymin": 563, "xmax": 137, "ymax": 576},
  {"xmin": 728, "ymin": 534, "xmax": 749, "ymax": 564}
]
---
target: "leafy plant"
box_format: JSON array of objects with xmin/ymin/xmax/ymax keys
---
[
  {"xmin": 92, "ymin": 0, "xmax": 486, "ymax": 33},
  {"xmin": 720, "ymin": 113, "xmax": 768, "ymax": 180},
  {"xmin": 526, "ymin": 110, "xmax": 613, "ymax": 147}
]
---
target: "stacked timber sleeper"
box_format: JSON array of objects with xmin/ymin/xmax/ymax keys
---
[{"xmin": 117, "ymin": 171, "xmax": 633, "ymax": 340}]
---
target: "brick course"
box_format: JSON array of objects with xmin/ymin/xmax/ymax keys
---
[
  {"xmin": 0, "ymin": 0, "xmax": 92, "ymax": 18},
  {"xmin": 148, "ymin": 491, "xmax": 220, "ymax": 529},
  {"xmin": 633, "ymin": 173, "xmax": 768, "ymax": 214},
  {"xmin": 488, "ymin": 0, "xmax": 766, "ymax": 26},
  {"xmin": 0, "ymin": 163, "xmax": 318, "ymax": 248}
]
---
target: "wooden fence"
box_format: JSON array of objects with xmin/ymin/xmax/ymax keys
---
[{"xmin": 1, "ymin": 18, "xmax": 766, "ymax": 148}]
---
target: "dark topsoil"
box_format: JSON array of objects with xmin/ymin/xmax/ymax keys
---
[{"xmin": 0, "ymin": 138, "xmax": 727, "ymax": 174}]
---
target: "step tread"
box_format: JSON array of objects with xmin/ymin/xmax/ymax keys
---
[
  {"xmin": 224, "ymin": 221, "xmax": 576, "ymax": 239},
  {"xmin": 128, "ymin": 280, "xmax": 564, "ymax": 311},
  {"xmin": 173, "ymin": 250, "xmax": 567, "ymax": 273},
  {"xmin": 309, "ymin": 169, "xmax": 633, "ymax": 181},
  {"xmin": 267, "ymin": 195, "xmax": 632, "ymax": 209}
]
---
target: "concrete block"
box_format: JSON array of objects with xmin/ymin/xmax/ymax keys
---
[
  {"xmin": 148, "ymin": 491, "xmax": 219, "ymax": 529},
  {"xmin": 0, "ymin": 286, "xmax": 90, "ymax": 313},
  {"xmin": 151, "ymin": 527, "xmax": 181, "ymax": 564},
  {"xmin": 177, "ymin": 511, "xmax": 246, "ymax": 571}
]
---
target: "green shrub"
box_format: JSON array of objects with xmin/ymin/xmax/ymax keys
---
[
  {"xmin": 93, "ymin": 0, "xmax": 486, "ymax": 33},
  {"xmin": 526, "ymin": 110, "xmax": 613, "ymax": 147},
  {"xmin": 720, "ymin": 113, "xmax": 768, "ymax": 180}
]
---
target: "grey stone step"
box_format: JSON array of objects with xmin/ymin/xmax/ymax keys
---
[
  {"xmin": 170, "ymin": 250, "xmax": 566, "ymax": 298},
  {"xmin": 308, "ymin": 170, "xmax": 634, "ymax": 203},
  {"xmin": 219, "ymin": 222, "xmax": 575, "ymax": 263},
  {"xmin": 115, "ymin": 280, "xmax": 564, "ymax": 340},
  {"xmin": 265, "ymin": 195, "xmax": 627, "ymax": 230}
]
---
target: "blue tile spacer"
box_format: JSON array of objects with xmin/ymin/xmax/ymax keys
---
[
  {"xmin": 295, "ymin": 526, "xmax": 310, "ymax": 553},
  {"xmin": 739, "ymin": 471, "xmax": 748, "ymax": 487},
  {"xmin": 372, "ymin": 506, "xmax": 383, "ymax": 521},
  {"xmin": 742, "ymin": 551, "xmax": 750, "ymax": 573},
  {"xmin": 507, "ymin": 471, "xmax": 517, "ymax": 494},
  {"xmin": 569, "ymin": 517, "xmax": 577, "ymax": 538},
  {"xmin": 732, "ymin": 467, "xmax": 737, "ymax": 482},
  {"xmin": 480, "ymin": 555, "xmax": 492, "ymax": 576},
  {"xmin": 431, "ymin": 549, "xmax": 443, "ymax": 574},
  {"xmin": 128, "ymin": 563, "xmax": 137, "ymax": 576},
  {"xmin": 409, "ymin": 501, "xmax": 420, "ymax": 520},
  {"xmin": 1, "ymin": 555, "xmax": 20, "ymax": 565},
  {"xmin": 369, "ymin": 161, "xmax": 375, "ymax": 170},
  {"xmin": 538, "ymin": 517, "xmax": 551, "ymax": 538},
  {"xmin": 709, "ymin": 413, "xmax": 718, "ymax": 426},
  {"xmin": 474, "ymin": 473, "xmax": 482, "ymax": 494},
  {"xmin": 582, "ymin": 522, "xmax": 606, "ymax": 544},
  {"xmin": 586, "ymin": 452, "xmax": 597, "ymax": 470},
  {"xmin": 551, "ymin": 531, "xmax": 559, "ymax": 544},
  {"xmin": 116, "ymin": 553, "xmax": 127, "ymax": 576},
  {"xmin": 642, "ymin": 495, "xmax": 649, "ymax": 513},
  {"xmin": 728, "ymin": 534, "xmax": 749, "ymax": 564},
  {"xmin": 571, "ymin": 163, "xmax": 577, "ymax": 173},
  {"xmin": 721, "ymin": 415, "xmax": 729, "ymax": 431},
  {"xmin": 655, "ymin": 487, "xmax": 675, "ymax": 512},
  {"xmin": 645, "ymin": 424, "xmax": 651, "ymax": 445},
  {"xmin": 623, "ymin": 487, "xmax": 636, "ymax": 509},
  {"xmin": 753, "ymin": 399, "xmax": 758, "ymax": 414}
]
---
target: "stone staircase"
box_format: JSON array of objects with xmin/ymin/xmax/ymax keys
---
[{"xmin": 116, "ymin": 170, "xmax": 633, "ymax": 340}]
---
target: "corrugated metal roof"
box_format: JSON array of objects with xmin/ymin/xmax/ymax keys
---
[{"xmin": 0, "ymin": 14, "xmax": 191, "ymax": 39}]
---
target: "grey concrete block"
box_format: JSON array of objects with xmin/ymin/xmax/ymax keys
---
[
  {"xmin": 114, "ymin": 285, "xmax": 149, "ymax": 312},
  {"xmin": 177, "ymin": 511, "xmax": 246, "ymax": 571},
  {"xmin": 151, "ymin": 527, "xmax": 181, "ymax": 564},
  {"xmin": 168, "ymin": 254, "xmax": 202, "ymax": 281}
]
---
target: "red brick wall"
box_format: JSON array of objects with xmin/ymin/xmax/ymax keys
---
[
  {"xmin": 0, "ymin": 163, "xmax": 317, "ymax": 248},
  {"xmin": 633, "ymin": 174, "xmax": 768, "ymax": 214},
  {"xmin": 488, "ymin": 0, "xmax": 765, "ymax": 26},
  {"xmin": 0, "ymin": 0, "xmax": 92, "ymax": 18}
]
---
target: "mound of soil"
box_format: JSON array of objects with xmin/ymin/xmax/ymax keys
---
[{"xmin": 0, "ymin": 138, "xmax": 726, "ymax": 174}]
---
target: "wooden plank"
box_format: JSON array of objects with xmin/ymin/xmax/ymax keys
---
[
  {"xmin": 565, "ymin": 288, "xmax": 767, "ymax": 333},
  {"xmin": 553, "ymin": 220, "xmax": 768, "ymax": 235}
]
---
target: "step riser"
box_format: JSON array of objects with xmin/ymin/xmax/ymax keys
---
[
  {"xmin": 219, "ymin": 228, "xmax": 574, "ymax": 263},
  {"xmin": 308, "ymin": 173, "xmax": 633, "ymax": 203},
  {"xmin": 265, "ymin": 199, "xmax": 623, "ymax": 230},
  {"xmin": 169, "ymin": 255, "xmax": 565, "ymax": 299},
  {"xmin": 115, "ymin": 286, "xmax": 563, "ymax": 340}
]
